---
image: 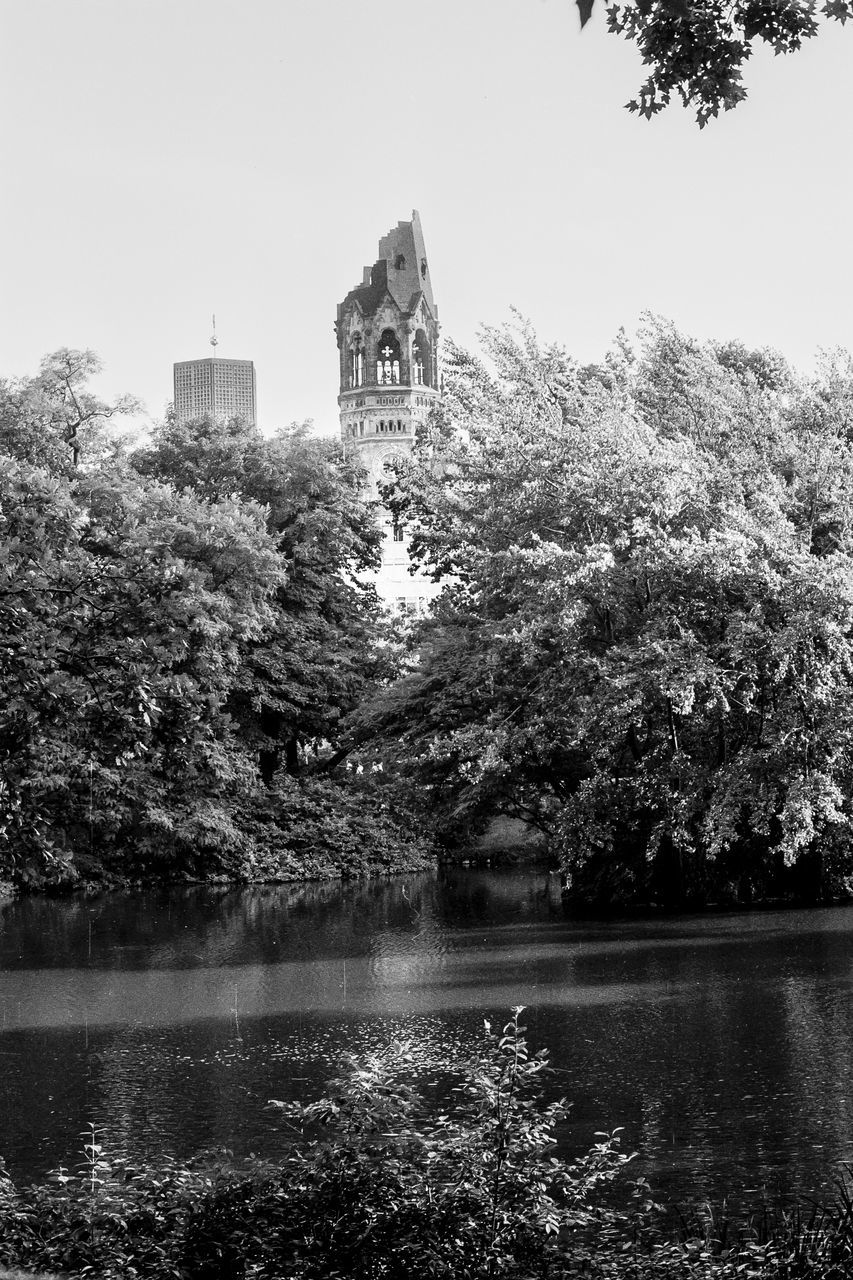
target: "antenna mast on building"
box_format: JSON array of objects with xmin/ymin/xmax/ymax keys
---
[{"xmin": 210, "ymin": 313, "xmax": 218, "ymax": 359}]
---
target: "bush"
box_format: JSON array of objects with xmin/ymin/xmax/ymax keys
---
[
  {"xmin": 2, "ymin": 1013, "xmax": 852, "ymax": 1278},
  {"xmin": 239, "ymin": 774, "xmax": 435, "ymax": 881},
  {"xmin": 0, "ymin": 1012, "xmax": 628, "ymax": 1278}
]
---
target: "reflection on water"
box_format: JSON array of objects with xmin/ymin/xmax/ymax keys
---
[{"xmin": 2, "ymin": 869, "xmax": 853, "ymax": 1206}]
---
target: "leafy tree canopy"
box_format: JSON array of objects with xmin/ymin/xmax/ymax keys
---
[
  {"xmin": 0, "ymin": 450, "xmax": 283, "ymax": 884},
  {"xmin": 0, "ymin": 362, "xmax": 426, "ymax": 887},
  {"xmin": 133, "ymin": 415, "xmax": 386, "ymax": 780},
  {"xmin": 370, "ymin": 315, "xmax": 853, "ymax": 906}
]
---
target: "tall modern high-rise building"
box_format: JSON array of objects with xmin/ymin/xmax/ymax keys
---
[
  {"xmin": 335, "ymin": 210, "xmax": 441, "ymax": 611},
  {"xmin": 173, "ymin": 336, "xmax": 257, "ymax": 427}
]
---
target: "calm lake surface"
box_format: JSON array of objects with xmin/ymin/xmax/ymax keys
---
[{"xmin": 2, "ymin": 868, "xmax": 853, "ymax": 1206}]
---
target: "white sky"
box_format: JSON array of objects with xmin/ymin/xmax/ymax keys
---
[{"xmin": 2, "ymin": 0, "xmax": 851, "ymax": 436}]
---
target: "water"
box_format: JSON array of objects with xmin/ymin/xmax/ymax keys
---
[{"xmin": 1, "ymin": 868, "xmax": 853, "ymax": 1207}]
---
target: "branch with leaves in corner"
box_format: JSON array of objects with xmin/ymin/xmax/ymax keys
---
[{"xmin": 574, "ymin": 0, "xmax": 853, "ymax": 126}]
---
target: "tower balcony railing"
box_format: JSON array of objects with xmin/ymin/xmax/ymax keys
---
[
  {"xmin": 344, "ymin": 365, "xmax": 437, "ymax": 393},
  {"xmin": 344, "ymin": 420, "xmax": 412, "ymax": 439}
]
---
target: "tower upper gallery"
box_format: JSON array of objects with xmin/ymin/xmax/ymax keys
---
[{"xmin": 335, "ymin": 211, "xmax": 440, "ymax": 446}]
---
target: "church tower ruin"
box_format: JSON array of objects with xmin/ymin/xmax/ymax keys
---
[{"xmin": 335, "ymin": 210, "xmax": 441, "ymax": 610}]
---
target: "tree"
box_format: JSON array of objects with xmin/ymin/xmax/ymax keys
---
[
  {"xmin": 0, "ymin": 363, "xmax": 431, "ymax": 887},
  {"xmin": 132, "ymin": 415, "xmax": 433, "ymax": 878},
  {"xmin": 134, "ymin": 416, "xmax": 385, "ymax": 781},
  {"xmin": 0, "ymin": 349, "xmax": 137, "ymax": 473},
  {"xmin": 369, "ymin": 316, "xmax": 853, "ymax": 906},
  {"xmin": 577, "ymin": 0, "xmax": 853, "ymax": 126},
  {"xmin": 0, "ymin": 453, "xmax": 283, "ymax": 884}
]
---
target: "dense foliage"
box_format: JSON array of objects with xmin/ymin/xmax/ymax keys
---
[
  {"xmin": 6, "ymin": 323, "xmax": 853, "ymax": 908},
  {"xmin": 576, "ymin": 0, "xmax": 853, "ymax": 126},
  {"xmin": 0, "ymin": 356, "xmax": 429, "ymax": 888},
  {"xmin": 1, "ymin": 1013, "xmax": 853, "ymax": 1278},
  {"xmin": 370, "ymin": 316, "xmax": 853, "ymax": 906}
]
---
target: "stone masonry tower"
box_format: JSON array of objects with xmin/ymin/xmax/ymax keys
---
[{"xmin": 336, "ymin": 210, "xmax": 441, "ymax": 611}]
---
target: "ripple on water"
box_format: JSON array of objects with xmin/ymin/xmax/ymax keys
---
[{"xmin": 3, "ymin": 873, "xmax": 853, "ymax": 1207}]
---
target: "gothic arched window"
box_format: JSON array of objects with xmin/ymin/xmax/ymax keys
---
[
  {"xmin": 349, "ymin": 335, "xmax": 364, "ymax": 389},
  {"xmin": 376, "ymin": 329, "xmax": 401, "ymax": 385},
  {"xmin": 413, "ymin": 329, "xmax": 431, "ymax": 386}
]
